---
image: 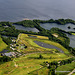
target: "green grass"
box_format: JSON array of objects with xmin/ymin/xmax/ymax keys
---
[
  {"xmin": 72, "ymin": 73, "xmax": 75, "ymax": 75},
  {"xmin": 56, "ymin": 62, "xmax": 75, "ymax": 75},
  {"xmin": 58, "ymin": 37, "xmax": 65, "ymax": 42},
  {"xmin": 0, "ymin": 33, "xmax": 72, "ymax": 75},
  {"xmin": 28, "ymin": 67, "xmax": 49, "ymax": 75},
  {"xmin": 26, "ymin": 34, "xmax": 49, "ymax": 40},
  {"xmin": 56, "ymin": 62, "xmax": 75, "ymax": 71},
  {"xmin": 72, "ymin": 33, "xmax": 75, "ymax": 35},
  {"xmin": 0, "ymin": 52, "xmax": 70, "ymax": 75},
  {"xmin": 0, "ymin": 37, "xmax": 7, "ymax": 52}
]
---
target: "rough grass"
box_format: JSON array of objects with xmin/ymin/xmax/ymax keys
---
[
  {"xmin": 37, "ymin": 36, "xmax": 48, "ymax": 39},
  {"xmin": 0, "ymin": 52, "xmax": 70, "ymax": 75},
  {"xmin": 27, "ymin": 34, "xmax": 49, "ymax": 40},
  {"xmin": 0, "ymin": 37, "xmax": 7, "ymax": 52}
]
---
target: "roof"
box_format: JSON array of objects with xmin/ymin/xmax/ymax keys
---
[
  {"xmin": 4, "ymin": 53, "xmax": 12, "ymax": 56},
  {"xmin": 2, "ymin": 52, "xmax": 15, "ymax": 56}
]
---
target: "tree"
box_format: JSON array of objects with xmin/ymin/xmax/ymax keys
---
[
  {"xmin": 68, "ymin": 26, "xmax": 71, "ymax": 29},
  {"xmin": 39, "ymin": 54, "xmax": 43, "ymax": 59},
  {"xmin": 49, "ymin": 68, "xmax": 55, "ymax": 75}
]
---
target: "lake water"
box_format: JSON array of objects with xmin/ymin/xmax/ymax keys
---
[
  {"xmin": 40, "ymin": 23, "xmax": 75, "ymax": 32},
  {"xmin": 40, "ymin": 23, "xmax": 75, "ymax": 48},
  {"xmin": 2, "ymin": 35, "xmax": 17, "ymax": 39},
  {"xmin": 0, "ymin": 0, "xmax": 75, "ymax": 22},
  {"xmin": 67, "ymin": 34, "xmax": 75, "ymax": 48},
  {"xmin": 13, "ymin": 24, "xmax": 39, "ymax": 32}
]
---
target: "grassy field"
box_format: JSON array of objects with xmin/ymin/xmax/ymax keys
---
[
  {"xmin": 56, "ymin": 62, "xmax": 75, "ymax": 75},
  {"xmin": 0, "ymin": 33, "xmax": 73, "ymax": 75},
  {"xmin": 0, "ymin": 52, "xmax": 70, "ymax": 75},
  {"xmin": 16, "ymin": 34, "xmax": 56, "ymax": 53},
  {"xmin": 0, "ymin": 37, "xmax": 7, "ymax": 52},
  {"xmin": 28, "ymin": 67, "xmax": 49, "ymax": 75}
]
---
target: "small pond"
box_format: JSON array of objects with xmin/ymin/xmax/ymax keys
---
[
  {"xmin": 13, "ymin": 24, "xmax": 39, "ymax": 32},
  {"xmin": 40, "ymin": 23, "xmax": 75, "ymax": 32}
]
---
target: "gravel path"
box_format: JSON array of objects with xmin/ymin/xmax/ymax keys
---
[{"xmin": 34, "ymin": 41, "xmax": 64, "ymax": 53}]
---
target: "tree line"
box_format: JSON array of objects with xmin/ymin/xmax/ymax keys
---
[{"xmin": 33, "ymin": 19, "xmax": 75, "ymax": 25}]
